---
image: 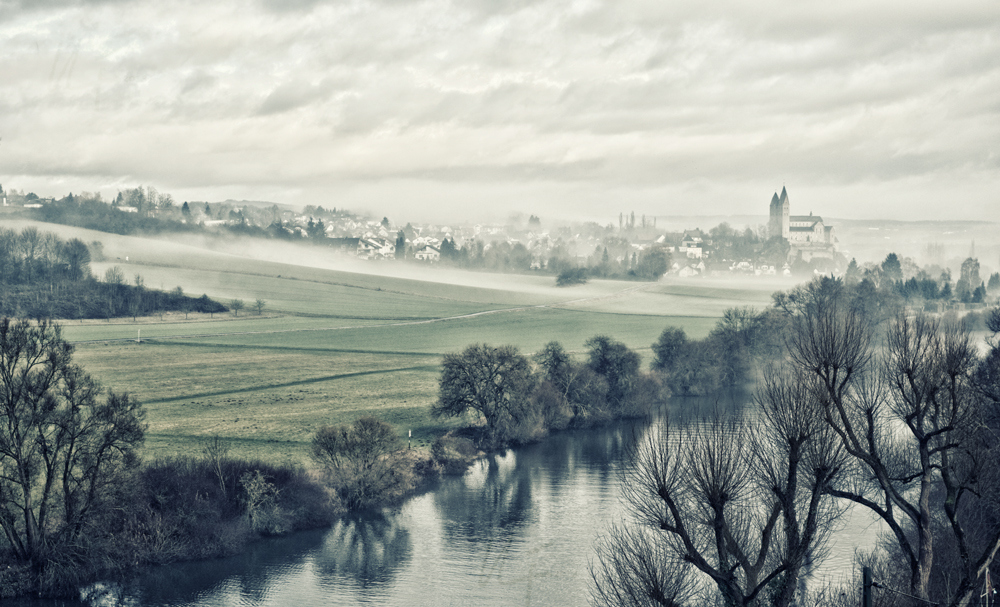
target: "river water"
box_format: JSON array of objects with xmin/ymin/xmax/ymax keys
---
[{"xmin": 21, "ymin": 399, "xmax": 881, "ymax": 607}]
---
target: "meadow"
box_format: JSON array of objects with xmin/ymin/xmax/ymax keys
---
[{"xmin": 6, "ymin": 219, "xmax": 785, "ymax": 463}]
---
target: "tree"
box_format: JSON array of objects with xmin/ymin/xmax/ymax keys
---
[
  {"xmin": 787, "ymin": 300, "xmax": 1000, "ymax": 606},
  {"xmin": 440, "ymin": 238, "xmax": 458, "ymax": 260},
  {"xmin": 103, "ymin": 266, "xmax": 125, "ymax": 318},
  {"xmin": 651, "ymin": 327, "xmax": 687, "ymax": 372},
  {"xmin": 556, "ymin": 267, "xmax": 588, "ymax": 286},
  {"xmin": 591, "ymin": 522, "xmax": 696, "ymax": 607},
  {"xmin": 129, "ymin": 274, "xmax": 145, "ymax": 321},
  {"xmin": 881, "ymin": 252, "xmax": 903, "ymax": 284},
  {"xmin": 634, "ymin": 247, "xmax": 669, "ymax": 280},
  {"xmin": 988, "ymin": 272, "xmax": 1000, "ymax": 293},
  {"xmin": 230, "ymin": 298, "xmax": 244, "ymax": 317},
  {"xmin": 394, "ymin": 230, "xmax": 406, "ymax": 259},
  {"xmin": 17, "ymin": 227, "xmax": 42, "ymax": 284},
  {"xmin": 534, "ymin": 341, "xmax": 573, "ymax": 393},
  {"xmin": 181, "ymin": 201, "xmax": 191, "ymax": 218},
  {"xmin": 312, "ymin": 416, "xmax": 403, "ymax": 510},
  {"xmin": 586, "ymin": 336, "xmax": 645, "ymax": 415},
  {"xmin": 595, "ymin": 367, "xmax": 844, "ymax": 607},
  {"xmin": 844, "ymin": 257, "xmax": 860, "ymax": 283},
  {"xmin": 0, "ymin": 318, "xmax": 145, "ymax": 563},
  {"xmin": 254, "ymin": 298, "xmax": 266, "ymax": 315},
  {"xmin": 60, "ymin": 238, "xmax": 91, "ymax": 281},
  {"xmin": 433, "ymin": 344, "xmax": 537, "ymax": 449},
  {"xmin": 960, "ymin": 257, "xmax": 981, "ymax": 289}
]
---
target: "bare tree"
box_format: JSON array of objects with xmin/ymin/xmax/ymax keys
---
[
  {"xmin": 0, "ymin": 318, "xmax": 145, "ymax": 563},
  {"xmin": 16, "ymin": 227, "xmax": 42, "ymax": 284},
  {"xmin": 433, "ymin": 344, "xmax": 538, "ymax": 449},
  {"xmin": 229, "ymin": 298, "xmax": 244, "ymax": 317},
  {"xmin": 254, "ymin": 298, "xmax": 266, "ymax": 315},
  {"xmin": 312, "ymin": 417, "xmax": 403, "ymax": 510},
  {"xmin": 103, "ymin": 266, "xmax": 125, "ymax": 318},
  {"xmin": 60, "ymin": 238, "xmax": 91, "ymax": 281},
  {"xmin": 596, "ymin": 369, "xmax": 845, "ymax": 607},
  {"xmin": 591, "ymin": 522, "xmax": 696, "ymax": 607},
  {"xmin": 788, "ymin": 301, "xmax": 1000, "ymax": 606}
]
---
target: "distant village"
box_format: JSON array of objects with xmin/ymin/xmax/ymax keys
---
[
  {"xmin": 2, "ymin": 183, "xmax": 844, "ymax": 280},
  {"xmin": 1, "ymin": 182, "xmax": 848, "ymax": 281}
]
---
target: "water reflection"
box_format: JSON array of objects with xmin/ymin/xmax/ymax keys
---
[
  {"xmin": 434, "ymin": 452, "xmax": 535, "ymax": 547},
  {"xmin": 19, "ymin": 395, "xmax": 874, "ymax": 607},
  {"xmin": 314, "ymin": 513, "xmax": 412, "ymax": 591},
  {"xmin": 108, "ymin": 527, "xmax": 326, "ymax": 606}
]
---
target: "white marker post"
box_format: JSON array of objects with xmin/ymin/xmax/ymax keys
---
[{"xmin": 408, "ymin": 429, "xmax": 412, "ymax": 450}]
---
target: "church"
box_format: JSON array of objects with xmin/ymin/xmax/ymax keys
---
[{"xmin": 768, "ymin": 187, "xmax": 837, "ymax": 261}]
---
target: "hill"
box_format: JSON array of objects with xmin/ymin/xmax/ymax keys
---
[{"xmin": 1, "ymin": 219, "xmax": 784, "ymax": 462}]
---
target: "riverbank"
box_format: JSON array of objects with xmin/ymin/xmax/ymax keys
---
[{"xmin": 0, "ymin": 432, "xmax": 487, "ymax": 600}]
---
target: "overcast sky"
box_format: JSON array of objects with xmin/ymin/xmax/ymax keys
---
[{"xmin": 1, "ymin": 0, "xmax": 998, "ymax": 224}]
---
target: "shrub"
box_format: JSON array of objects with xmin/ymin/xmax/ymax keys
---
[
  {"xmin": 312, "ymin": 417, "xmax": 407, "ymax": 510},
  {"xmin": 556, "ymin": 267, "xmax": 588, "ymax": 286},
  {"xmin": 432, "ymin": 434, "xmax": 480, "ymax": 475}
]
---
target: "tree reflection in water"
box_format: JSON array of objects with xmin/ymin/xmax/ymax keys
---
[
  {"xmin": 313, "ymin": 513, "xmax": 413, "ymax": 591},
  {"xmin": 114, "ymin": 527, "xmax": 327, "ymax": 606},
  {"xmin": 434, "ymin": 451, "xmax": 535, "ymax": 547}
]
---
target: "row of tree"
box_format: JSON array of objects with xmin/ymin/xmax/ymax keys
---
[
  {"xmin": 0, "ymin": 227, "xmax": 227, "ymax": 319},
  {"xmin": 0, "ymin": 227, "xmax": 93, "ymax": 285},
  {"xmin": 434, "ymin": 236, "xmax": 672, "ymax": 282},
  {"xmin": 433, "ymin": 337, "xmax": 660, "ymax": 450},
  {"xmin": 846, "ymin": 252, "xmax": 1000, "ymax": 305}
]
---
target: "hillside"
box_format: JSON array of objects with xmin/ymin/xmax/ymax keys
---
[{"xmin": 2, "ymin": 219, "xmax": 784, "ymax": 462}]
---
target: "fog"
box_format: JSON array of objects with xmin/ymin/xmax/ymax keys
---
[{"xmin": 3, "ymin": 217, "xmax": 997, "ymax": 293}]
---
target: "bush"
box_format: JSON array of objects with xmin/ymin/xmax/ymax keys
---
[
  {"xmin": 556, "ymin": 267, "xmax": 588, "ymax": 286},
  {"xmin": 312, "ymin": 417, "xmax": 408, "ymax": 510},
  {"xmin": 432, "ymin": 434, "xmax": 480, "ymax": 475}
]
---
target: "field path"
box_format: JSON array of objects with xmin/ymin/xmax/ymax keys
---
[
  {"xmin": 68, "ymin": 283, "xmax": 656, "ymax": 345},
  {"xmin": 142, "ymin": 364, "xmax": 441, "ymax": 404}
]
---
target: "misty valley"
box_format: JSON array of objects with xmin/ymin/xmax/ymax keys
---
[{"xmin": 1, "ymin": 203, "xmax": 999, "ymax": 607}]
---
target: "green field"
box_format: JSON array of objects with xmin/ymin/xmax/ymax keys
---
[{"xmin": 5, "ymin": 219, "xmax": 790, "ymax": 464}]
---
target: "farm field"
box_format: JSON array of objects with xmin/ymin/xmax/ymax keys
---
[{"xmin": 10, "ymin": 219, "xmax": 792, "ymax": 463}]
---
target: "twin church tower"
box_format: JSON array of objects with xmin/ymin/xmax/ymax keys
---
[{"xmin": 768, "ymin": 186, "xmax": 838, "ymax": 261}]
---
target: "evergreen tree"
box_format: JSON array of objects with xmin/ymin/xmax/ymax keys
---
[
  {"xmin": 845, "ymin": 258, "xmax": 860, "ymax": 283},
  {"xmin": 395, "ymin": 230, "xmax": 406, "ymax": 259},
  {"xmin": 881, "ymin": 252, "xmax": 903, "ymax": 283}
]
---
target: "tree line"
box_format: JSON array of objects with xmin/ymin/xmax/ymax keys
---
[
  {"xmin": 432, "ymin": 337, "xmax": 661, "ymax": 451},
  {"xmin": 435, "ymin": 236, "xmax": 672, "ymax": 282},
  {"xmin": 0, "ymin": 227, "xmax": 226, "ymax": 320},
  {"xmin": 846, "ymin": 252, "xmax": 1000, "ymax": 306}
]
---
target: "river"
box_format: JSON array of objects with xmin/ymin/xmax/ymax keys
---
[{"xmin": 14, "ymin": 398, "xmax": 881, "ymax": 607}]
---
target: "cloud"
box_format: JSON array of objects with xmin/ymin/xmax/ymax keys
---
[{"xmin": 0, "ymin": 0, "xmax": 998, "ymax": 221}]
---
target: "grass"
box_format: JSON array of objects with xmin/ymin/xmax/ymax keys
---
[{"xmin": 9, "ymin": 219, "xmax": 788, "ymax": 464}]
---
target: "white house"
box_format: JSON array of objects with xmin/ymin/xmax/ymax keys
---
[
  {"xmin": 414, "ymin": 245, "xmax": 441, "ymax": 262},
  {"xmin": 357, "ymin": 238, "xmax": 395, "ymax": 260}
]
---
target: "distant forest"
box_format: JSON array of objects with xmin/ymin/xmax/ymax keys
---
[{"xmin": 0, "ymin": 227, "xmax": 226, "ymax": 319}]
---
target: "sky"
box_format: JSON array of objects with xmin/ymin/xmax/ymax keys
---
[{"xmin": 1, "ymin": 0, "xmax": 998, "ymax": 224}]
